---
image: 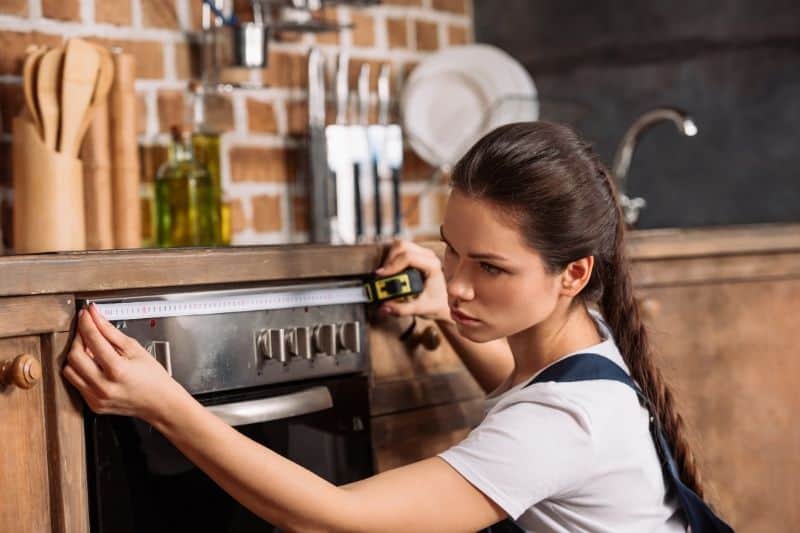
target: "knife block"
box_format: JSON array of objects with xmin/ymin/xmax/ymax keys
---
[{"xmin": 12, "ymin": 116, "xmax": 86, "ymax": 253}]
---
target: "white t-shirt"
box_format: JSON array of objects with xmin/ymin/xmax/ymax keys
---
[{"xmin": 438, "ymin": 313, "xmax": 687, "ymax": 532}]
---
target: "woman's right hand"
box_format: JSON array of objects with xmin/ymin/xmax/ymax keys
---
[{"xmin": 375, "ymin": 240, "xmax": 452, "ymax": 324}]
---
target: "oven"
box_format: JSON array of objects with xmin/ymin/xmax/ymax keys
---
[{"xmin": 80, "ymin": 280, "xmax": 375, "ymax": 533}]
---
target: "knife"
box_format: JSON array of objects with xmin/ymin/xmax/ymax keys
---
[
  {"xmin": 307, "ymin": 47, "xmax": 331, "ymax": 243},
  {"xmin": 353, "ymin": 63, "xmax": 371, "ymax": 241},
  {"xmin": 378, "ymin": 64, "xmax": 403, "ymax": 237},
  {"xmin": 326, "ymin": 52, "xmax": 357, "ymax": 244}
]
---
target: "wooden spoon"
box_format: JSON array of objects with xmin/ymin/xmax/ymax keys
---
[
  {"xmin": 22, "ymin": 45, "xmax": 48, "ymax": 138},
  {"xmin": 37, "ymin": 47, "xmax": 64, "ymax": 150},
  {"xmin": 71, "ymin": 44, "xmax": 114, "ymax": 157},
  {"xmin": 58, "ymin": 38, "xmax": 100, "ymax": 157}
]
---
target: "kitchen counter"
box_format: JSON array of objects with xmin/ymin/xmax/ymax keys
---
[{"xmin": 0, "ymin": 223, "xmax": 798, "ymax": 297}]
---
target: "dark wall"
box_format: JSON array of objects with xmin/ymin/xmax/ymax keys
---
[{"xmin": 474, "ymin": 0, "xmax": 800, "ymax": 229}]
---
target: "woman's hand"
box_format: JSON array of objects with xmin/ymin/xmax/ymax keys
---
[
  {"xmin": 376, "ymin": 240, "xmax": 452, "ymax": 324},
  {"xmin": 62, "ymin": 304, "xmax": 184, "ymax": 424}
]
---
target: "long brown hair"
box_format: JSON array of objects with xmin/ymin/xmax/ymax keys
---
[{"xmin": 451, "ymin": 121, "xmax": 704, "ymax": 497}]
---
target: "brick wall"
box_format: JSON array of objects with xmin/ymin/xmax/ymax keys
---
[{"xmin": 0, "ymin": 0, "xmax": 473, "ymax": 249}]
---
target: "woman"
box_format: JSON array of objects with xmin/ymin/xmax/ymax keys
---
[{"xmin": 65, "ymin": 122, "xmax": 709, "ymax": 531}]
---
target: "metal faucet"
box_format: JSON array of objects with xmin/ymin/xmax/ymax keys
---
[{"xmin": 611, "ymin": 107, "xmax": 698, "ymax": 225}]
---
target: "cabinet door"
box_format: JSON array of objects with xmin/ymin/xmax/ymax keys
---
[
  {"xmin": 0, "ymin": 336, "xmax": 51, "ymax": 532},
  {"xmin": 639, "ymin": 278, "xmax": 800, "ymax": 533}
]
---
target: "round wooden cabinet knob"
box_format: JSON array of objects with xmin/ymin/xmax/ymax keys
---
[
  {"xmin": 0, "ymin": 353, "xmax": 42, "ymax": 389},
  {"xmin": 411, "ymin": 326, "xmax": 441, "ymax": 351}
]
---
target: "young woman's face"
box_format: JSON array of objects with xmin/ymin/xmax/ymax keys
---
[{"xmin": 440, "ymin": 190, "xmax": 563, "ymax": 342}]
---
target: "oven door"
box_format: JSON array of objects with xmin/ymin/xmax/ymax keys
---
[{"xmin": 86, "ymin": 374, "xmax": 374, "ymax": 533}]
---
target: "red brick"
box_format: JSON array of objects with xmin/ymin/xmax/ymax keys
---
[
  {"xmin": 174, "ymin": 42, "xmax": 194, "ymax": 80},
  {"xmin": 42, "ymin": 0, "xmax": 80, "ymax": 20},
  {"xmin": 96, "ymin": 0, "xmax": 132, "ymax": 26},
  {"xmin": 387, "ymin": 18, "xmax": 408, "ymax": 49},
  {"xmin": 141, "ymin": 0, "xmax": 179, "ymax": 29},
  {"xmin": 415, "ymin": 20, "xmax": 439, "ymax": 52},
  {"xmin": 247, "ymin": 99, "xmax": 278, "ymax": 134},
  {"xmin": 350, "ymin": 12, "xmax": 375, "ymax": 47},
  {"xmin": 402, "ymin": 193, "xmax": 420, "ymax": 228},
  {"xmin": 0, "ymin": 0, "xmax": 26, "ymax": 16},
  {"xmin": 86, "ymin": 37, "xmax": 164, "ymax": 79},
  {"xmin": 263, "ymin": 51, "xmax": 307, "ymax": 89},
  {"xmin": 188, "ymin": 0, "xmax": 202, "ymax": 31},
  {"xmin": 314, "ymin": 7, "xmax": 340, "ymax": 45},
  {"xmin": 448, "ymin": 24, "xmax": 469, "ymax": 46},
  {"xmin": 251, "ymin": 194, "xmax": 283, "ymax": 232},
  {"xmin": 229, "ymin": 146, "xmax": 296, "ymax": 182},
  {"xmin": 157, "ymin": 90, "xmax": 185, "ymax": 133},
  {"xmin": 432, "ymin": 0, "xmax": 468, "ymax": 14},
  {"xmin": 228, "ymin": 198, "xmax": 247, "ymax": 233},
  {"xmin": 292, "ymin": 195, "xmax": 308, "ymax": 232},
  {"xmin": 286, "ymin": 100, "xmax": 309, "ymax": 136},
  {"xmin": 203, "ymin": 91, "xmax": 235, "ymax": 132},
  {"xmin": 0, "ymin": 31, "xmax": 64, "ymax": 76}
]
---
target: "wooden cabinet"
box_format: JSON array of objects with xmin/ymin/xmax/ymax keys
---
[
  {"xmin": 0, "ymin": 295, "xmax": 87, "ymax": 533},
  {"xmin": 0, "ymin": 336, "xmax": 51, "ymax": 533},
  {"xmin": 367, "ymin": 317, "xmax": 485, "ymax": 472},
  {"xmin": 639, "ymin": 277, "xmax": 800, "ymax": 532}
]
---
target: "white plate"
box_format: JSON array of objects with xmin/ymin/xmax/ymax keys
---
[{"xmin": 402, "ymin": 44, "xmax": 538, "ymax": 168}]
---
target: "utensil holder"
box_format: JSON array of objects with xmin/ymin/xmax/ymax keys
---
[{"xmin": 12, "ymin": 116, "xmax": 86, "ymax": 253}]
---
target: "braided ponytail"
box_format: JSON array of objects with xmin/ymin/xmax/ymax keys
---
[{"xmin": 595, "ymin": 163, "xmax": 705, "ymax": 497}]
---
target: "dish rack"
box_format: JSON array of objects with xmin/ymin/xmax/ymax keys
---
[{"xmin": 400, "ymin": 92, "xmax": 540, "ymax": 217}]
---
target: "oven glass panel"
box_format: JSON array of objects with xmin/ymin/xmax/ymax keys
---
[{"xmin": 86, "ymin": 375, "xmax": 373, "ymax": 533}]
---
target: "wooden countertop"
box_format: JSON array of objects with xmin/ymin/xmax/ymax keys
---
[{"xmin": 0, "ymin": 223, "xmax": 798, "ymax": 297}]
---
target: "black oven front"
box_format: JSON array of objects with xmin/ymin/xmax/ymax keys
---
[{"xmin": 80, "ymin": 281, "xmax": 375, "ymax": 533}]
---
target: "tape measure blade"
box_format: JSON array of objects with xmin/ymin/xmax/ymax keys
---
[{"xmin": 90, "ymin": 286, "xmax": 370, "ymax": 321}]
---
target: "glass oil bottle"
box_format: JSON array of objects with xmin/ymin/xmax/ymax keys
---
[{"xmin": 155, "ymin": 126, "xmax": 220, "ymax": 247}]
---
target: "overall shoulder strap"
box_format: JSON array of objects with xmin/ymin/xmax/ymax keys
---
[{"xmin": 526, "ymin": 352, "xmax": 641, "ymax": 395}]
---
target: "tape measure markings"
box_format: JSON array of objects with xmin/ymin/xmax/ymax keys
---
[{"xmin": 90, "ymin": 286, "xmax": 369, "ymax": 321}]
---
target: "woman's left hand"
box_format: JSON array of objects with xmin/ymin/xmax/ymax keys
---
[{"xmin": 62, "ymin": 304, "xmax": 182, "ymax": 424}]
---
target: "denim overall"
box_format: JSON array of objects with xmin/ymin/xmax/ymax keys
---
[{"xmin": 482, "ymin": 353, "xmax": 734, "ymax": 533}]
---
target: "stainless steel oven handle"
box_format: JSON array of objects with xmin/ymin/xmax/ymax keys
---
[{"xmin": 206, "ymin": 386, "xmax": 334, "ymax": 426}]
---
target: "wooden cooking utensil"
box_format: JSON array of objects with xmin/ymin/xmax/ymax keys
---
[
  {"xmin": 72, "ymin": 44, "xmax": 114, "ymax": 157},
  {"xmin": 22, "ymin": 45, "xmax": 48, "ymax": 138},
  {"xmin": 58, "ymin": 38, "xmax": 100, "ymax": 156},
  {"xmin": 36, "ymin": 47, "xmax": 64, "ymax": 150}
]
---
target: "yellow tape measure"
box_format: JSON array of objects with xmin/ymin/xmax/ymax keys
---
[{"xmin": 364, "ymin": 268, "xmax": 425, "ymax": 304}]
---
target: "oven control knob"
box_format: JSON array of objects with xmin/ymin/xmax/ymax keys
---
[
  {"xmin": 338, "ymin": 321, "xmax": 361, "ymax": 353},
  {"xmin": 313, "ymin": 324, "xmax": 337, "ymax": 356},
  {"xmin": 288, "ymin": 326, "xmax": 313, "ymax": 360},
  {"xmin": 258, "ymin": 329, "xmax": 288, "ymax": 363}
]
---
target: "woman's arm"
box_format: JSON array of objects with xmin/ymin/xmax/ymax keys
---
[{"xmin": 64, "ymin": 305, "xmax": 507, "ymax": 532}]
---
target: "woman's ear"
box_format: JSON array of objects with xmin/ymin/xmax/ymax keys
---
[{"xmin": 559, "ymin": 256, "xmax": 595, "ymax": 297}]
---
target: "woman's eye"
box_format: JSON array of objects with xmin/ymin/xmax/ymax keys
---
[{"xmin": 480, "ymin": 263, "xmax": 503, "ymax": 275}]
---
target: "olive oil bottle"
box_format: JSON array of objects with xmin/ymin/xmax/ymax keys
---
[
  {"xmin": 155, "ymin": 127, "xmax": 220, "ymax": 247},
  {"xmin": 189, "ymin": 82, "xmax": 229, "ymax": 245}
]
